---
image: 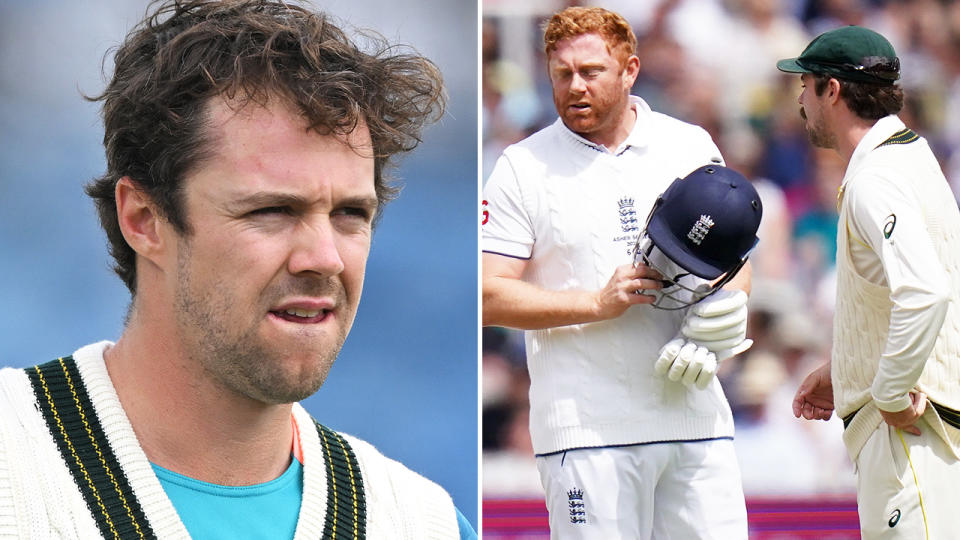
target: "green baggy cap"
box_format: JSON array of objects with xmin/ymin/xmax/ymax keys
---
[{"xmin": 777, "ymin": 25, "xmax": 899, "ymax": 84}]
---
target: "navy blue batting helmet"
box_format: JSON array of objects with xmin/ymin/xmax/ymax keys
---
[
  {"xmin": 647, "ymin": 164, "xmax": 762, "ymax": 280},
  {"xmin": 633, "ymin": 165, "xmax": 762, "ymax": 309}
]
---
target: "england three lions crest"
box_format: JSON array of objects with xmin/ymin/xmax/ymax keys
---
[
  {"xmin": 614, "ymin": 197, "xmax": 640, "ymax": 255},
  {"xmin": 618, "ymin": 197, "xmax": 639, "ymax": 233},
  {"xmin": 687, "ymin": 214, "xmax": 714, "ymax": 245}
]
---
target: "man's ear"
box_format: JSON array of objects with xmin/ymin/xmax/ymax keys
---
[
  {"xmin": 826, "ymin": 78, "xmax": 842, "ymax": 105},
  {"xmin": 622, "ymin": 55, "xmax": 640, "ymax": 88},
  {"xmin": 115, "ymin": 177, "xmax": 166, "ymax": 265}
]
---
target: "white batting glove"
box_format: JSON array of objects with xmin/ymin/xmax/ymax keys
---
[
  {"xmin": 654, "ymin": 337, "xmax": 753, "ymax": 390},
  {"xmin": 655, "ymin": 338, "xmax": 718, "ymax": 390},
  {"xmin": 682, "ymin": 289, "xmax": 750, "ymax": 355}
]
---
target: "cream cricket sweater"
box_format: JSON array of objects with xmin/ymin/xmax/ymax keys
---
[
  {"xmin": 0, "ymin": 342, "xmax": 458, "ymax": 539},
  {"xmin": 833, "ymin": 117, "xmax": 960, "ymax": 460}
]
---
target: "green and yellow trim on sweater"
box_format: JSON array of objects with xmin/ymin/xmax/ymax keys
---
[
  {"xmin": 26, "ymin": 356, "xmax": 368, "ymax": 540},
  {"xmin": 876, "ymin": 128, "xmax": 919, "ymax": 148},
  {"xmin": 27, "ymin": 357, "xmax": 155, "ymax": 540}
]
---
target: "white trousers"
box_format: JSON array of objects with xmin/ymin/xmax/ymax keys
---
[
  {"xmin": 855, "ymin": 418, "xmax": 960, "ymax": 539},
  {"xmin": 536, "ymin": 439, "xmax": 747, "ymax": 540}
]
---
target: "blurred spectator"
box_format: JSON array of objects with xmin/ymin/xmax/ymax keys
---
[
  {"xmin": 481, "ymin": 327, "xmax": 542, "ymax": 497},
  {"xmin": 482, "ymin": 18, "xmax": 544, "ymax": 178},
  {"xmin": 482, "ymin": 408, "xmax": 545, "ymax": 498},
  {"xmin": 792, "ymin": 149, "xmax": 843, "ymax": 293},
  {"xmin": 722, "ymin": 128, "xmax": 793, "ymax": 281}
]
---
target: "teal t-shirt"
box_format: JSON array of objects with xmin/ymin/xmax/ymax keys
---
[
  {"xmin": 151, "ymin": 460, "xmax": 302, "ymax": 540},
  {"xmin": 456, "ymin": 508, "xmax": 478, "ymax": 540},
  {"xmin": 153, "ymin": 460, "xmax": 478, "ymax": 539}
]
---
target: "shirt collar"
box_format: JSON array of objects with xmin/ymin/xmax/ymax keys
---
[
  {"xmin": 837, "ymin": 114, "xmax": 904, "ymax": 209},
  {"xmin": 844, "ymin": 115, "xmax": 905, "ymax": 183},
  {"xmin": 559, "ymin": 96, "xmax": 651, "ymax": 155}
]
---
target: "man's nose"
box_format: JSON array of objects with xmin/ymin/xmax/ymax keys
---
[
  {"xmin": 570, "ymin": 73, "xmax": 587, "ymax": 94},
  {"xmin": 288, "ymin": 219, "xmax": 345, "ymax": 277}
]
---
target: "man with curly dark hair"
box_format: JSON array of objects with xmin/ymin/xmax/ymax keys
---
[{"xmin": 0, "ymin": 1, "xmax": 474, "ymax": 538}]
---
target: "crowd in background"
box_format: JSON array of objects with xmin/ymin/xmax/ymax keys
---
[{"xmin": 482, "ymin": 0, "xmax": 960, "ymax": 498}]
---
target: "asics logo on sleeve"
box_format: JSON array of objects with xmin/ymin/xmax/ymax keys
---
[
  {"xmin": 888, "ymin": 508, "xmax": 901, "ymax": 527},
  {"xmin": 883, "ymin": 214, "xmax": 896, "ymax": 239}
]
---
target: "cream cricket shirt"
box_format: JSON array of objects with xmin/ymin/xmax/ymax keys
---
[
  {"xmin": 482, "ymin": 96, "xmax": 734, "ymax": 455},
  {"xmin": 834, "ymin": 115, "xmax": 960, "ymax": 458}
]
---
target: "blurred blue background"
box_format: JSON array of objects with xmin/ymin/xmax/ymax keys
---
[{"xmin": 0, "ymin": 0, "xmax": 478, "ymax": 529}]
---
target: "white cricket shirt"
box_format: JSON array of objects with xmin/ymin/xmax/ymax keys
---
[{"xmin": 483, "ymin": 97, "xmax": 735, "ymax": 455}]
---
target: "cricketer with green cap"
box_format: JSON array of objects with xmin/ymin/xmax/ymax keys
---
[{"xmin": 782, "ymin": 25, "xmax": 960, "ymax": 540}]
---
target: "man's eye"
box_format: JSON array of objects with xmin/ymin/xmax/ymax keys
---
[
  {"xmin": 333, "ymin": 207, "xmax": 372, "ymax": 220},
  {"xmin": 249, "ymin": 206, "xmax": 292, "ymax": 216}
]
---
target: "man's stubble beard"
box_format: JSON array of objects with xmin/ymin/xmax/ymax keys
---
[
  {"xmin": 801, "ymin": 107, "xmax": 837, "ymax": 150},
  {"xmin": 173, "ymin": 242, "xmax": 348, "ymax": 405},
  {"xmin": 556, "ymin": 84, "xmax": 628, "ymax": 139}
]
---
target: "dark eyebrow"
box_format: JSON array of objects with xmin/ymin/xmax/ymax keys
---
[
  {"xmin": 224, "ymin": 192, "xmax": 379, "ymax": 213},
  {"xmin": 224, "ymin": 192, "xmax": 311, "ymax": 213},
  {"xmin": 338, "ymin": 195, "xmax": 380, "ymax": 211}
]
